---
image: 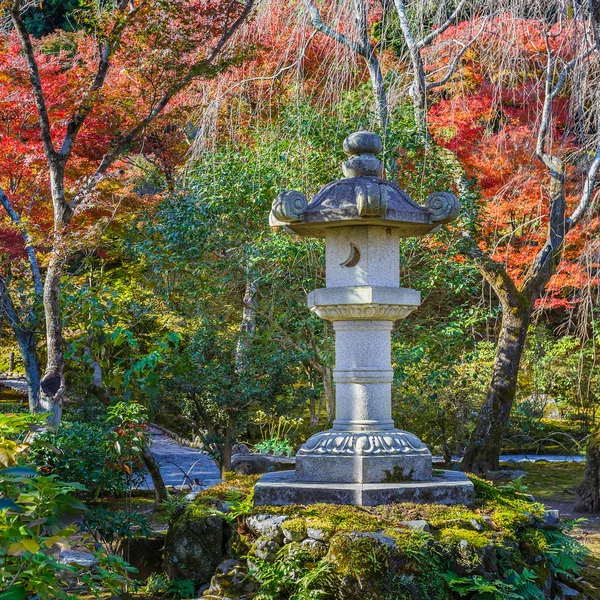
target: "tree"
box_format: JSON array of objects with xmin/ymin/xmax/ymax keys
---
[
  {"xmin": 0, "ymin": 0, "xmax": 257, "ymax": 425},
  {"xmin": 428, "ymin": 11, "xmax": 600, "ymax": 472}
]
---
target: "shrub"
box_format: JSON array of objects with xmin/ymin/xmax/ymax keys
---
[{"xmin": 29, "ymin": 421, "xmax": 126, "ymax": 498}]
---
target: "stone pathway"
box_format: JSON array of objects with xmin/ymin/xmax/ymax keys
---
[{"xmin": 139, "ymin": 426, "xmax": 221, "ymax": 491}]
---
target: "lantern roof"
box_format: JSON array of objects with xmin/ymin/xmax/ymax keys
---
[{"xmin": 269, "ymin": 130, "xmax": 460, "ymax": 238}]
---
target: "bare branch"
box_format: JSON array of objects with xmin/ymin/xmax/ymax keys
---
[
  {"xmin": 10, "ymin": 0, "xmax": 55, "ymax": 159},
  {"xmin": 418, "ymin": 0, "xmax": 468, "ymax": 49},
  {"xmin": 69, "ymin": 0, "xmax": 257, "ymax": 209},
  {"xmin": 568, "ymin": 135, "xmax": 600, "ymax": 228},
  {"xmin": 304, "ymin": 0, "xmax": 364, "ymax": 56},
  {"xmin": 461, "ymin": 233, "xmax": 522, "ymax": 304},
  {"xmin": 59, "ymin": 0, "xmax": 134, "ymax": 159},
  {"xmin": 536, "ymin": 32, "xmax": 597, "ymax": 165},
  {"xmin": 427, "ymin": 16, "xmax": 489, "ymax": 90},
  {"xmin": 0, "ymin": 187, "xmax": 43, "ymax": 298}
]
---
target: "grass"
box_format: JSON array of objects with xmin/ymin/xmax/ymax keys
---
[{"xmin": 499, "ymin": 460, "xmax": 584, "ymax": 503}]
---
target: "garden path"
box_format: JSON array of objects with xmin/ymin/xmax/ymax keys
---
[{"xmin": 139, "ymin": 426, "xmax": 221, "ymax": 491}]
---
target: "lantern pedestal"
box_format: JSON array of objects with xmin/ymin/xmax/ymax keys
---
[{"xmin": 256, "ymin": 130, "xmax": 473, "ymax": 506}]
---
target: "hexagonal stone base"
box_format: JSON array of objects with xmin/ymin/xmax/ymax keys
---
[
  {"xmin": 254, "ymin": 470, "xmax": 474, "ymax": 507},
  {"xmin": 296, "ymin": 452, "xmax": 432, "ymax": 483}
]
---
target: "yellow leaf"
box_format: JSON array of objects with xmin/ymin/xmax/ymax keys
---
[
  {"xmin": 43, "ymin": 535, "xmax": 67, "ymax": 548},
  {"xmin": 8, "ymin": 542, "xmax": 25, "ymax": 556},
  {"xmin": 21, "ymin": 539, "xmax": 40, "ymax": 553}
]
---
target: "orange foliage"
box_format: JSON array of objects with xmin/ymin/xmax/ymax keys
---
[{"xmin": 427, "ymin": 16, "xmax": 599, "ymax": 307}]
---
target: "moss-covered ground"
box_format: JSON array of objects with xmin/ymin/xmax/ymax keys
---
[{"xmin": 501, "ymin": 460, "xmax": 584, "ymax": 502}]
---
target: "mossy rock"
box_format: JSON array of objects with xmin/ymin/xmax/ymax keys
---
[
  {"xmin": 169, "ymin": 473, "xmax": 587, "ymax": 599},
  {"xmin": 163, "ymin": 503, "xmax": 228, "ymax": 587}
]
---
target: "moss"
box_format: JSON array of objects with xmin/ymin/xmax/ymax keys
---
[
  {"xmin": 497, "ymin": 460, "xmax": 584, "ymax": 503},
  {"xmin": 194, "ymin": 473, "xmax": 258, "ymax": 506},
  {"xmin": 436, "ymin": 527, "xmax": 491, "ymax": 550},
  {"xmin": 383, "ymin": 465, "xmax": 415, "ymax": 482},
  {"xmin": 281, "ymin": 517, "xmax": 307, "ymax": 537},
  {"xmin": 255, "ymin": 503, "xmax": 384, "ymax": 533},
  {"xmin": 328, "ymin": 534, "xmax": 389, "ymax": 579},
  {"xmin": 519, "ymin": 529, "xmax": 549, "ymax": 558}
]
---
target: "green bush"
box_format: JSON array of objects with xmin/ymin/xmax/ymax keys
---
[
  {"xmin": 29, "ymin": 422, "xmax": 126, "ymax": 498},
  {"xmin": 84, "ymin": 505, "xmax": 152, "ymax": 554}
]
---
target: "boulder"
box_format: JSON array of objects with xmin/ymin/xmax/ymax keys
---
[
  {"xmin": 231, "ymin": 454, "xmax": 274, "ymax": 475},
  {"xmin": 485, "ymin": 469, "xmax": 527, "ymax": 481},
  {"xmin": 58, "ymin": 550, "xmax": 97, "ymax": 568},
  {"xmin": 398, "ymin": 520, "xmax": 430, "ymax": 532},
  {"xmin": 540, "ymin": 509, "xmax": 561, "ymax": 529},
  {"xmin": 246, "ymin": 514, "xmax": 289, "ymax": 541},
  {"xmin": 307, "ymin": 527, "xmax": 332, "ymax": 541},
  {"xmin": 254, "ymin": 538, "xmax": 280, "ymax": 561},
  {"xmin": 300, "ymin": 538, "xmax": 328, "ymax": 555},
  {"xmin": 163, "ymin": 504, "xmax": 227, "ymax": 587},
  {"xmin": 202, "ymin": 558, "xmax": 259, "ymax": 599},
  {"xmin": 232, "ymin": 443, "xmax": 251, "ymax": 456}
]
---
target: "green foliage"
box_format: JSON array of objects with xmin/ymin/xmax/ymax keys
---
[
  {"xmin": 166, "ymin": 578, "xmax": 196, "ymax": 599},
  {"xmin": 84, "ymin": 505, "xmax": 152, "ymax": 554},
  {"xmin": 542, "ymin": 522, "xmax": 589, "ymax": 579},
  {"xmin": 22, "ymin": 0, "xmax": 83, "ymax": 37},
  {"xmin": 442, "ymin": 569, "xmax": 544, "ymax": 600},
  {"xmin": 0, "ymin": 415, "xmax": 134, "ymax": 599},
  {"xmin": 249, "ymin": 544, "xmax": 333, "ymax": 600},
  {"xmin": 0, "ymin": 412, "xmax": 46, "ymax": 468},
  {"xmin": 29, "ymin": 422, "xmax": 126, "ymax": 498},
  {"xmin": 139, "ymin": 573, "xmax": 195, "ymax": 599},
  {"xmin": 161, "ymin": 493, "xmax": 189, "ymax": 522},
  {"xmin": 255, "ymin": 437, "xmax": 294, "ymax": 456}
]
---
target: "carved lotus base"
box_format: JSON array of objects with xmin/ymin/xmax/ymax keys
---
[{"xmin": 296, "ymin": 429, "xmax": 432, "ymax": 484}]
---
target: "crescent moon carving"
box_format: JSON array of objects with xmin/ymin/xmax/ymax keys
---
[{"xmin": 340, "ymin": 243, "xmax": 360, "ymax": 267}]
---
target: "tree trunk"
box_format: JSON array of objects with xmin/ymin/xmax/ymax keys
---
[
  {"xmin": 0, "ymin": 279, "xmax": 42, "ymax": 412},
  {"xmin": 575, "ymin": 428, "xmax": 600, "ymax": 513},
  {"xmin": 39, "ymin": 244, "xmax": 67, "ymax": 426},
  {"xmin": 19, "ymin": 331, "xmax": 41, "ymax": 413},
  {"xmin": 462, "ymin": 302, "xmax": 531, "ymax": 473},
  {"xmin": 234, "ymin": 274, "xmax": 258, "ymax": 372},
  {"xmin": 142, "ymin": 443, "xmax": 169, "ymax": 506},
  {"xmin": 219, "ymin": 420, "xmax": 236, "ymax": 476}
]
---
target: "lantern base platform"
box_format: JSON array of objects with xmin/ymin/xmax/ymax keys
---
[{"xmin": 254, "ymin": 469, "xmax": 474, "ymax": 507}]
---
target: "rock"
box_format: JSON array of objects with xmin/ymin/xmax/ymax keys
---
[
  {"xmin": 485, "ymin": 469, "xmax": 527, "ymax": 481},
  {"xmin": 481, "ymin": 516, "xmax": 499, "ymax": 530},
  {"xmin": 246, "ymin": 514, "xmax": 289, "ymax": 541},
  {"xmin": 468, "ymin": 519, "xmax": 485, "ymax": 532},
  {"xmin": 202, "ymin": 558, "xmax": 258, "ymax": 598},
  {"xmin": 254, "ymin": 538, "xmax": 280, "ymax": 561},
  {"xmin": 307, "ymin": 527, "xmax": 331, "ymax": 541},
  {"xmin": 282, "ymin": 526, "xmax": 305, "ymax": 543},
  {"xmin": 540, "ymin": 509, "xmax": 560, "ymax": 529},
  {"xmin": 231, "ymin": 454, "xmax": 274, "ymax": 475},
  {"xmin": 522, "ymin": 512, "xmax": 536, "ymax": 525},
  {"xmin": 351, "ymin": 531, "xmax": 397, "ymax": 548},
  {"xmin": 58, "ymin": 550, "xmax": 97, "ymax": 567},
  {"xmin": 553, "ymin": 582, "xmax": 579, "ymax": 598},
  {"xmin": 216, "ymin": 558, "xmax": 242, "ymax": 574},
  {"xmin": 398, "ymin": 520, "xmax": 430, "ymax": 532},
  {"xmin": 232, "ymin": 443, "xmax": 250, "ymax": 456},
  {"xmin": 163, "ymin": 504, "xmax": 227, "ymax": 587},
  {"xmin": 300, "ymin": 538, "xmax": 329, "ymax": 555},
  {"xmin": 520, "ymin": 493, "xmax": 536, "ymax": 502}
]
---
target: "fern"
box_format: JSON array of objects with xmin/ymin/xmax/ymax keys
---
[{"xmin": 542, "ymin": 526, "xmax": 588, "ymax": 579}]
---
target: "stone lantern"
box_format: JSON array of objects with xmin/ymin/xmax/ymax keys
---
[{"xmin": 255, "ymin": 130, "xmax": 473, "ymax": 506}]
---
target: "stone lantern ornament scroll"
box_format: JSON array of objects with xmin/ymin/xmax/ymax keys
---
[{"xmin": 257, "ymin": 130, "xmax": 473, "ymax": 506}]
